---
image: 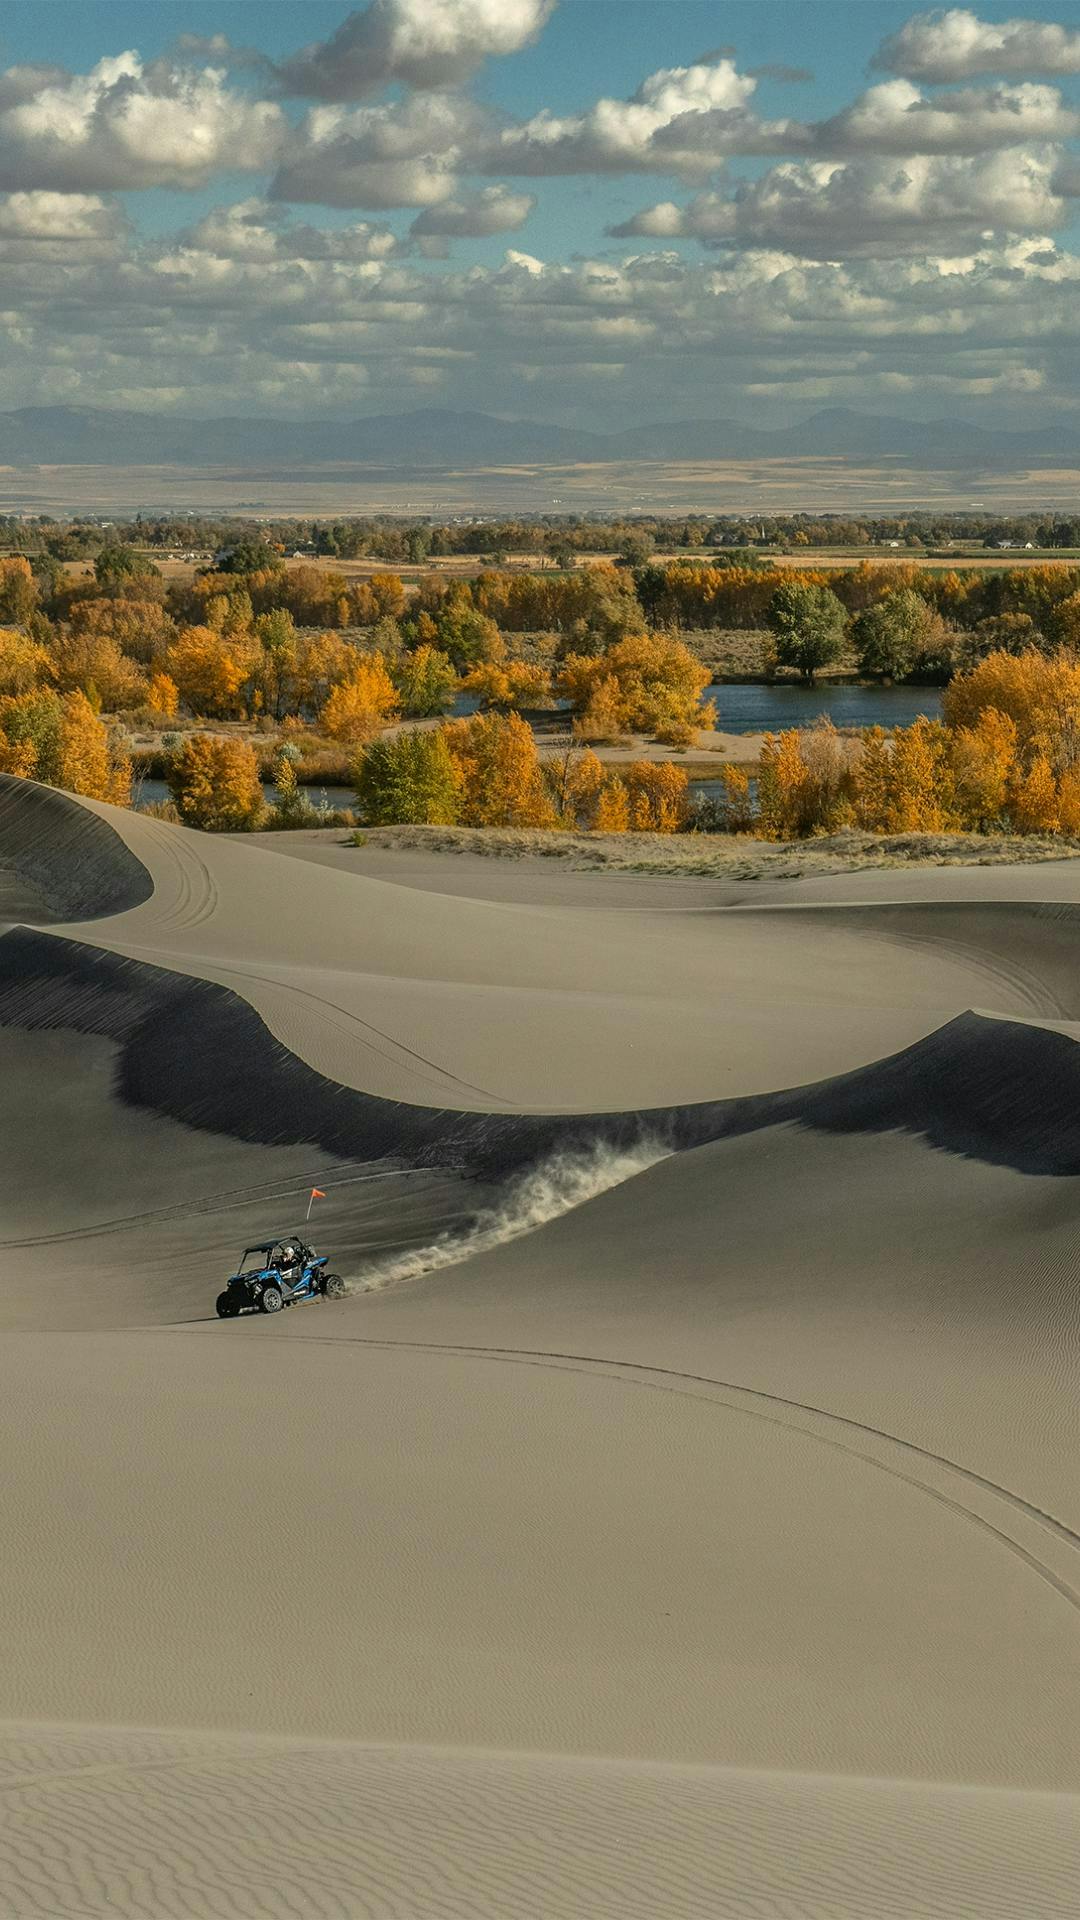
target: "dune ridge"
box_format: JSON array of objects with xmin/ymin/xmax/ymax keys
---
[{"xmin": 0, "ymin": 773, "xmax": 152, "ymax": 921}]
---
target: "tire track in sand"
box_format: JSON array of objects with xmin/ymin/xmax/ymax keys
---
[{"xmin": 262, "ymin": 1332, "xmax": 1080, "ymax": 1621}]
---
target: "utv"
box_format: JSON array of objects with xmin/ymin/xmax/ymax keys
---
[{"xmin": 216, "ymin": 1239, "xmax": 346, "ymax": 1317}]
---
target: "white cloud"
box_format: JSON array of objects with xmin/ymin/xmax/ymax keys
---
[
  {"xmin": 410, "ymin": 185, "xmax": 535, "ymax": 244},
  {"xmin": 613, "ymin": 149, "xmax": 1066, "ymax": 259},
  {"xmin": 278, "ymin": 0, "xmax": 554, "ymax": 100},
  {"xmin": 875, "ymin": 9, "xmax": 1080, "ymax": 81},
  {"xmin": 492, "ymin": 58, "xmax": 777, "ymax": 174},
  {"xmin": 2, "ymin": 214, "xmax": 1080, "ymax": 423},
  {"xmin": 816, "ymin": 77, "xmax": 1080, "ymax": 152},
  {"xmin": 271, "ymin": 93, "xmax": 487, "ymax": 207},
  {"xmin": 187, "ymin": 198, "xmax": 399, "ymax": 262},
  {"xmin": 0, "ymin": 53, "xmax": 285, "ymax": 191}
]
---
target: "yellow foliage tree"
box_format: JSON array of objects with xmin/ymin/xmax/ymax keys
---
[
  {"xmin": 146, "ymin": 672, "xmax": 179, "ymax": 719},
  {"xmin": 943, "ymin": 649, "xmax": 1080, "ymax": 777},
  {"xmin": 167, "ymin": 735, "xmax": 264, "ymax": 831},
  {"xmin": 871, "ymin": 718, "xmax": 957, "ymax": 833},
  {"xmin": 758, "ymin": 723, "xmax": 859, "ymax": 840},
  {"xmin": 553, "ymin": 747, "xmax": 606, "ymax": 827},
  {"xmin": 948, "ymin": 709, "xmax": 1016, "ymax": 829},
  {"xmin": 443, "ymin": 711, "xmax": 557, "ymax": 827},
  {"xmin": 52, "ymin": 627, "xmax": 147, "ymax": 710},
  {"xmin": 461, "ymin": 649, "xmax": 551, "ymax": 711},
  {"xmin": 1009, "ymin": 753, "xmax": 1059, "ymax": 833},
  {"xmin": 557, "ymin": 633, "xmax": 713, "ymax": 743},
  {"xmin": 570, "ymin": 674, "xmax": 628, "ymax": 744},
  {"xmin": 593, "ymin": 779, "xmax": 630, "ymax": 832},
  {"xmin": 58, "ymin": 690, "xmax": 131, "ymax": 803},
  {"xmin": 168, "ymin": 625, "xmax": 254, "ymax": 718},
  {"xmin": 620, "ymin": 761, "xmax": 690, "ymax": 832},
  {"xmin": 319, "ymin": 652, "xmax": 399, "ymax": 745},
  {"xmin": 0, "ymin": 628, "xmax": 53, "ymax": 698}
]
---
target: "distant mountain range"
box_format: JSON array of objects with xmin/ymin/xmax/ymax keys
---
[{"xmin": 0, "ymin": 404, "xmax": 1073, "ymax": 470}]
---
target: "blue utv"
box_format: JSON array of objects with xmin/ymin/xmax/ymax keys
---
[{"xmin": 216, "ymin": 1238, "xmax": 345, "ymax": 1317}]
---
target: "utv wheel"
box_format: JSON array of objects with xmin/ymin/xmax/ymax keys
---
[
  {"xmin": 260, "ymin": 1284, "xmax": 284, "ymax": 1314},
  {"xmin": 215, "ymin": 1292, "xmax": 236, "ymax": 1319},
  {"xmin": 323, "ymin": 1273, "xmax": 346, "ymax": 1299}
]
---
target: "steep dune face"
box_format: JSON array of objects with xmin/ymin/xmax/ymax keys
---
[
  {"xmin": 6, "ymin": 780, "xmax": 1080, "ymax": 1915},
  {"xmin": 0, "ymin": 774, "xmax": 152, "ymax": 921}
]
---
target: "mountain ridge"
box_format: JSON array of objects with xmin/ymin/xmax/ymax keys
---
[{"xmin": 0, "ymin": 403, "xmax": 1072, "ymax": 470}]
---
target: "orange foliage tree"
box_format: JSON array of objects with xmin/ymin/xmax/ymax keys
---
[
  {"xmin": 557, "ymin": 633, "xmax": 713, "ymax": 744},
  {"xmin": 167, "ymin": 735, "xmax": 264, "ymax": 831}
]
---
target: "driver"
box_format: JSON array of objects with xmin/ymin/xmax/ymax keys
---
[{"xmin": 278, "ymin": 1242, "xmax": 302, "ymax": 1286}]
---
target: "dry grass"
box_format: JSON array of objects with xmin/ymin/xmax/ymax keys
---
[{"xmin": 350, "ymin": 822, "xmax": 1080, "ymax": 881}]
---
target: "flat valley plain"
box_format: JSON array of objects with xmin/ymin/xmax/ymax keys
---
[{"xmin": 6, "ymin": 455, "xmax": 1080, "ymax": 516}]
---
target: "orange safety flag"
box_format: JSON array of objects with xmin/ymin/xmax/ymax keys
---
[{"xmin": 310, "ymin": 1188, "xmax": 325, "ymax": 1199}]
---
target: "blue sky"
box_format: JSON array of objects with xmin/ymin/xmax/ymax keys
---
[{"xmin": 0, "ymin": 1, "xmax": 1078, "ymax": 426}]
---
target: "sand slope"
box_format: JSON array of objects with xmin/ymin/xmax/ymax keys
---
[{"xmin": 4, "ymin": 776, "xmax": 1080, "ymax": 1916}]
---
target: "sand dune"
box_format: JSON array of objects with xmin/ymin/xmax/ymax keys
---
[{"xmin": 4, "ymin": 773, "xmax": 1080, "ymax": 1915}]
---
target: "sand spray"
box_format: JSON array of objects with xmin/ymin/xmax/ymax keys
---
[{"xmin": 353, "ymin": 1135, "xmax": 670, "ymax": 1293}]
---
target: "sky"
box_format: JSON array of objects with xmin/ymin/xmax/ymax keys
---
[{"xmin": 1, "ymin": 0, "xmax": 1080, "ymax": 430}]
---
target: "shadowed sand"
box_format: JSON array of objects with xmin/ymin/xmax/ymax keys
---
[{"xmin": 4, "ymin": 774, "xmax": 1080, "ymax": 1915}]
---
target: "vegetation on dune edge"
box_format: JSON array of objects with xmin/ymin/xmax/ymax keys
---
[{"xmin": 347, "ymin": 823, "xmax": 1080, "ymax": 879}]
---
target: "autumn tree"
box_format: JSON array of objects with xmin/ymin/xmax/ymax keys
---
[
  {"xmin": 354, "ymin": 729, "xmax": 463, "ymax": 825},
  {"xmin": 758, "ymin": 723, "xmax": 858, "ymax": 838},
  {"xmin": 766, "ymin": 582, "xmax": 848, "ymax": 684},
  {"xmin": 462, "ymin": 643, "xmax": 551, "ymax": 711},
  {"xmin": 557, "ymin": 633, "xmax": 713, "ymax": 743},
  {"xmin": 168, "ymin": 625, "xmax": 255, "ymax": 719},
  {"xmin": 0, "ymin": 688, "xmax": 129, "ymax": 801},
  {"xmin": 51, "ymin": 627, "xmax": 147, "ymax": 711},
  {"xmin": 146, "ymin": 672, "xmax": 179, "ymax": 719},
  {"xmin": 67, "ymin": 595, "xmax": 175, "ymax": 667},
  {"xmin": 0, "ymin": 556, "xmax": 38, "ymax": 626},
  {"xmin": 443, "ymin": 711, "xmax": 557, "ymax": 827},
  {"xmin": 319, "ymin": 653, "xmax": 399, "ymax": 745},
  {"xmin": 619, "ymin": 761, "xmax": 690, "ymax": 832},
  {"xmin": 851, "ymin": 718, "xmax": 957, "ymax": 833},
  {"xmin": 0, "ymin": 628, "xmax": 52, "ymax": 698},
  {"xmin": 167, "ymin": 735, "xmax": 264, "ymax": 831},
  {"xmin": 948, "ymin": 709, "xmax": 1016, "ymax": 829},
  {"xmin": 943, "ymin": 649, "xmax": 1080, "ymax": 777}
]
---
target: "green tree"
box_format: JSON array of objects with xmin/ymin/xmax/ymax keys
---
[
  {"xmin": 766, "ymin": 581, "xmax": 847, "ymax": 684},
  {"xmin": 852, "ymin": 588, "xmax": 947, "ymax": 681},
  {"xmin": 434, "ymin": 602, "xmax": 501, "ymax": 670},
  {"xmin": 395, "ymin": 644, "xmax": 458, "ymax": 716},
  {"xmin": 354, "ymin": 728, "xmax": 462, "ymax": 825},
  {"xmin": 215, "ymin": 539, "xmax": 283, "ymax": 575},
  {"xmin": 94, "ymin": 545, "xmax": 160, "ymax": 591}
]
